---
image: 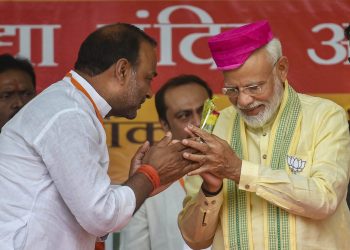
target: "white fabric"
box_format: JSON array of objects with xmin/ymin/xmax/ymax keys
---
[
  {"xmin": 120, "ymin": 181, "xmax": 187, "ymax": 250},
  {"xmin": 0, "ymin": 70, "xmax": 136, "ymax": 250}
]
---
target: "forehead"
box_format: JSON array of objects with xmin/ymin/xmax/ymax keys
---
[
  {"xmin": 223, "ymin": 49, "xmax": 272, "ymax": 86},
  {"xmin": 164, "ymin": 83, "xmax": 209, "ymax": 111},
  {"xmin": 137, "ymin": 41, "xmax": 157, "ymax": 75},
  {"xmin": 0, "ymin": 69, "xmax": 34, "ymax": 90}
]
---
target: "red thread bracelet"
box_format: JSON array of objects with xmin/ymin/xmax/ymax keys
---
[{"xmin": 136, "ymin": 164, "xmax": 161, "ymax": 191}]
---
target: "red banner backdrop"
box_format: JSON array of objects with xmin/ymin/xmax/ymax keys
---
[
  {"xmin": 1, "ymin": 0, "xmax": 349, "ymax": 182},
  {"xmin": 1, "ymin": 0, "xmax": 349, "ymax": 94}
]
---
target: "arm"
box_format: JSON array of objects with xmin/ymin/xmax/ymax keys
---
[
  {"xmin": 35, "ymin": 110, "xmax": 138, "ymax": 236},
  {"xmin": 36, "ymin": 110, "xmax": 201, "ymax": 237},
  {"xmin": 178, "ymin": 175, "xmax": 223, "ymax": 249}
]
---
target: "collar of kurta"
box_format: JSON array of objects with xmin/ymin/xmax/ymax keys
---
[{"xmin": 66, "ymin": 70, "xmax": 111, "ymax": 121}]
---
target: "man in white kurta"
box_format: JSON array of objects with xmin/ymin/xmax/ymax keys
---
[
  {"xmin": 0, "ymin": 23, "xmax": 199, "ymax": 250},
  {"xmin": 0, "ymin": 71, "xmax": 135, "ymax": 249}
]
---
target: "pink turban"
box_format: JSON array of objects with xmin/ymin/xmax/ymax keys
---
[{"xmin": 208, "ymin": 20, "xmax": 274, "ymax": 70}]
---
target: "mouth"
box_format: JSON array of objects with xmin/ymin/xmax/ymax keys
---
[
  {"xmin": 240, "ymin": 104, "xmax": 264, "ymax": 116},
  {"xmin": 138, "ymin": 99, "xmax": 146, "ymax": 109}
]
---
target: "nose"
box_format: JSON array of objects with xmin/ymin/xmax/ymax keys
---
[
  {"xmin": 192, "ymin": 112, "xmax": 202, "ymax": 128},
  {"xmin": 236, "ymin": 92, "xmax": 254, "ymax": 108},
  {"xmin": 146, "ymin": 86, "xmax": 153, "ymax": 99},
  {"xmin": 11, "ymin": 94, "xmax": 25, "ymax": 109}
]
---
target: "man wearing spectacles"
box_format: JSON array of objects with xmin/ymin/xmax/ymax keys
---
[{"xmin": 178, "ymin": 20, "xmax": 350, "ymax": 249}]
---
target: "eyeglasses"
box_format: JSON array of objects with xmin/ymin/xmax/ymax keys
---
[
  {"xmin": 222, "ymin": 61, "xmax": 278, "ymax": 98},
  {"xmin": 222, "ymin": 84, "xmax": 265, "ymax": 97}
]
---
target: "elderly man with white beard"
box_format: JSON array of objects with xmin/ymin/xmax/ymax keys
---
[{"xmin": 178, "ymin": 20, "xmax": 350, "ymax": 250}]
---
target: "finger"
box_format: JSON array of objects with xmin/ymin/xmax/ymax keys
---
[
  {"xmin": 183, "ymin": 152, "xmax": 207, "ymax": 164},
  {"xmin": 169, "ymin": 140, "xmax": 188, "ymax": 152},
  {"xmin": 182, "ymin": 139, "xmax": 208, "ymax": 153},
  {"xmin": 186, "ymin": 124, "xmax": 213, "ymax": 142},
  {"xmin": 184, "ymin": 126, "xmax": 197, "ymax": 138},
  {"xmin": 170, "ymin": 139, "xmax": 180, "ymax": 145},
  {"xmin": 135, "ymin": 141, "xmax": 150, "ymax": 159},
  {"xmin": 131, "ymin": 141, "xmax": 150, "ymax": 166},
  {"xmin": 181, "ymin": 162, "xmax": 200, "ymax": 174},
  {"xmin": 187, "ymin": 166, "xmax": 210, "ymax": 176},
  {"xmin": 157, "ymin": 132, "xmax": 173, "ymax": 147}
]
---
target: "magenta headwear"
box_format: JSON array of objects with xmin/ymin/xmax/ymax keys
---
[{"xmin": 208, "ymin": 20, "xmax": 274, "ymax": 70}]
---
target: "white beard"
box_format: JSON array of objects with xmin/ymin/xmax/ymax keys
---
[{"xmin": 234, "ymin": 75, "xmax": 284, "ymax": 128}]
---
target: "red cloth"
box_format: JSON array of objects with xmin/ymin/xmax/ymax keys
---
[{"xmin": 95, "ymin": 242, "xmax": 105, "ymax": 250}]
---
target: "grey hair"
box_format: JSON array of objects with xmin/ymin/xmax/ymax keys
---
[{"xmin": 264, "ymin": 38, "xmax": 282, "ymax": 65}]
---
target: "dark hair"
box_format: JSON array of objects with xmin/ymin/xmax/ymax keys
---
[
  {"xmin": 345, "ymin": 25, "xmax": 350, "ymax": 40},
  {"xmin": 155, "ymin": 74, "xmax": 213, "ymax": 123},
  {"xmin": 74, "ymin": 23, "xmax": 157, "ymax": 76},
  {"xmin": 0, "ymin": 53, "xmax": 36, "ymax": 87}
]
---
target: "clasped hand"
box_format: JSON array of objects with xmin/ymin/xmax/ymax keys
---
[
  {"xmin": 181, "ymin": 124, "xmax": 242, "ymax": 191},
  {"xmin": 130, "ymin": 132, "xmax": 200, "ymax": 195}
]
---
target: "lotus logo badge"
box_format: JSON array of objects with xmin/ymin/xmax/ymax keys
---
[{"xmin": 287, "ymin": 156, "xmax": 306, "ymax": 174}]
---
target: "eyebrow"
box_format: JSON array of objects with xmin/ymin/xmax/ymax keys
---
[
  {"xmin": 175, "ymin": 105, "xmax": 204, "ymax": 114},
  {"xmin": 225, "ymin": 80, "xmax": 265, "ymax": 88}
]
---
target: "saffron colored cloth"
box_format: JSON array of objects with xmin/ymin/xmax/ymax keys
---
[
  {"xmin": 178, "ymin": 89, "xmax": 350, "ymax": 249},
  {"xmin": 0, "ymin": 70, "xmax": 136, "ymax": 250}
]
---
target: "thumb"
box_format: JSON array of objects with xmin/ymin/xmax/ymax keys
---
[
  {"xmin": 135, "ymin": 141, "xmax": 150, "ymax": 159},
  {"xmin": 157, "ymin": 131, "xmax": 173, "ymax": 147},
  {"xmin": 131, "ymin": 141, "xmax": 150, "ymax": 164},
  {"xmin": 130, "ymin": 141, "xmax": 150, "ymax": 177}
]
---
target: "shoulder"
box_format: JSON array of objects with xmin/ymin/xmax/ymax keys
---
[
  {"xmin": 297, "ymin": 93, "xmax": 349, "ymax": 135},
  {"xmin": 298, "ymin": 93, "xmax": 347, "ymax": 122}
]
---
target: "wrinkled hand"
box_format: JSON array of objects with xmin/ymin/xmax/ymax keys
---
[
  {"xmin": 182, "ymin": 124, "xmax": 242, "ymax": 186},
  {"xmin": 142, "ymin": 132, "xmax": 200, "ymax": 187},
  {"xmin": 129, "ymin": 141, "xmax": 150, "ymax": 177}
]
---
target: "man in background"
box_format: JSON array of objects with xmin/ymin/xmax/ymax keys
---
[
  {"xmin": 0, "ymin": 53, "xmax": 36, "ymax": 132},
  {"xmin": 120, "ymin": 74, "xmax": 212, "ymax": 250}
]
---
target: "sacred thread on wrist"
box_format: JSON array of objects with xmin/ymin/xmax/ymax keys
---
[
  {"xmin": 202, "ymin": 183, "xmax": 223, "ymax": 196},
  {"xmin": 136, "ymin": 164, "xmax": 161, "ymax": 191}
]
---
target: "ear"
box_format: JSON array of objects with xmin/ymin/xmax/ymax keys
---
[
  {"xmin": 159, "ymin": 119, "xmax": 170, "ymax": 132},
  {"xmin": 276, "ymin": 56, "xmax": 289, "ymax": 83},
  {"xmin": 114, "ymin": 58, "xmax": 130, "ymax": 83}
]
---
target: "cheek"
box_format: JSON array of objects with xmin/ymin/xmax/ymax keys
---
[
  {"xmin": 23, "ymin": 95, "xmax": 34, "ymax": 104},
  {"xmin": 229, "ymin": 96, "xmax": 238, "ymax": 105},
  {"xmin": 259, "ymin": 87, "xmax": 275, "ymax": 103},
  {"xmin": 254, "ymin": 94, "xmax": 270, "ymax": 104},
  {"xmin": 0, "ymin": 103, "xmax": 10, "ymax": 121},
  {"xmin": 0, "ymin": 101, "xmax": 10, "ymax": 112},
  {"xmin": 169, "ymin": 120, "xmax": 187, "ymax": 133}
]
